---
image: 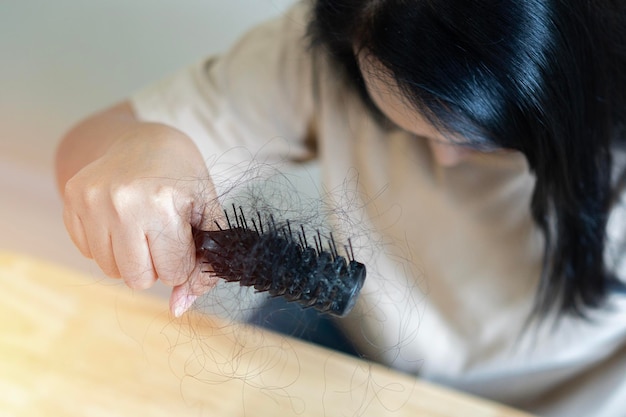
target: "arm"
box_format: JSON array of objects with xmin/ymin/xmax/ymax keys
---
[
  {"xmin": 55, "ymin": 101, "xmax": 219, "ymax": 316},
  {"xmin": 56, "ymin": 102, "xmax": 143, "ymax": 190},
  {"xmin": 56, "ymin": 2, "xmax": 315, "ymax": 317}
]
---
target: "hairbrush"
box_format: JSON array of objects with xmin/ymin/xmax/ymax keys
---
[{"xmin": 194, "ymin": 205, "xmax": 366, "ymax": 317}]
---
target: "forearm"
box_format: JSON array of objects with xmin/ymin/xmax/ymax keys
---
[
  {"xmin": 55, "ymin": 102, "xmax": 134, "ymax": 193},
  {"xmin": 54, "ymin": 101, "xmax": 203, "ymax": 195}
]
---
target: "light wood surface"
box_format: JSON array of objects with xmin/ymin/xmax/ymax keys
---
[{"xmin": 0, "ymin": 251, "xmax": 535, "ymax": 416}]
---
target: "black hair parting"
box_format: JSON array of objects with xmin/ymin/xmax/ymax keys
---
[{"xmin": 194, "ymin": 205, "xmax": 366, "ymax": 317}]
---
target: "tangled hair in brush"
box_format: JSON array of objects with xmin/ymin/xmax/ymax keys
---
[
  {"xmin": 308, "ymin": 0, "xmax": 626, "ymax": 317},
  {"xmin": 194, "ymin": 205, "xmax": 366, "ymax": 317},
  {"xmin": 187, "ymin": 157, "xmax": 374, "ymax": 319}
]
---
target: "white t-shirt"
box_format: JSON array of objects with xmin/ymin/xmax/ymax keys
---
[{"xmin": 130, "ymin": 2, "xmax": 626, "ymax": 416}]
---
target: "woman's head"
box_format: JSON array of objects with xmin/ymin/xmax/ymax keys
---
[
  {"xmin": 358, "ymin": 53, "xmax": 476, "ymax": 166},
  {"xmin": 309, "ymin": 0, "xmax": 626, "ymax": 316}
]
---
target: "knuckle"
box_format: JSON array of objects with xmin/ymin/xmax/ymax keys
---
[
  {"xmin": 63, "ymin": 177, "xmax": 89, "ymax": 206},
  {"xmin": 109, "ymin": 182, "xmax": 141, "ymax": 210},
  {"xmin": 82, "ymin": 184, "xmax": 105, "ymax": 209},
  {"xmin": 111, "ymin": 182, "xmax": 181, "ymax": 218},
  {"xmin": 151, "ymin": 183, "xmax": 188, "ymax": 216},
  {"xmin": 65, "ymin": 178, "xmax": 106, "ymax": 211}
]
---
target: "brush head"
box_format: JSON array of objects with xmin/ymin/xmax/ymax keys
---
[{"xmin": 194, "ymin": 208, "xmax": 366, "ymax": 317}]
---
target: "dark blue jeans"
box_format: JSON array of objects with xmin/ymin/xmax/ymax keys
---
[{"xmin": 248, "ymin": 296, "xmax": 360, "ymax": 357}]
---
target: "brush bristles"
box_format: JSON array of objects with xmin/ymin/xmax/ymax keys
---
[{"xmin": 194, "ymin": 206, "xmax": 366, "ymax": 317}]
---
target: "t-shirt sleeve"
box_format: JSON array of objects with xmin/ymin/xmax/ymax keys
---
[{"xmin": 129, "ymin": 2, "xmax": 315, "ymax": 182}]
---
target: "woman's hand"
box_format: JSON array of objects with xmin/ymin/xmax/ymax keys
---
[{"xmin": 56, "ymin": 102, "xmax": 220, "ymax": 316}]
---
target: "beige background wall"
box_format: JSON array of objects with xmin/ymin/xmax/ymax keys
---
[{"xmin": 0, "ymin": 1, "xmax": 296, "ymax": 296}]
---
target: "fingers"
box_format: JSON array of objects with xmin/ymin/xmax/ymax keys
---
[
  {"xmin": 64, "ymin": 185, "xmax": 218, "ymax": 298},
  {"xmin": 101, "ymin": 214, "xmax": 197, "ymax": 290},
  {"xmin": 111, "ymin": 228, "xmax": 157, "ymax": 289},
  {"xmin": 145, "ymin": 219, "xmax": 194, "ymax": 288},
  {"xmin": 62, "ymin": 209, "xmax": 92, "ymax": 259},
  {"xmin": 90, "ymin": 230, "xmax": 122, "ymax": 279},
  {"xmin": 66, "ymin": 193, "xmax": 222, "ymax": 318},
  {"xmin": 64, "ymin": 208, "xmax": 122, "ymax": 278}
]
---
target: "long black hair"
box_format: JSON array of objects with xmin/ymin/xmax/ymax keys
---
[{"xmin": 308, "ymin": 0, "xmax": 626, "ymax": 317}]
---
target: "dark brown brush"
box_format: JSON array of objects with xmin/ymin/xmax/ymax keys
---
[{"xmin": 193, "ymin": 205, "xmax": 366, "ymax": 317}]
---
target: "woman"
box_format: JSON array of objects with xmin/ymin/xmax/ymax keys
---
[{"xmin": 56, "ymin": 1, "xmax": 626, "ymax": 415}]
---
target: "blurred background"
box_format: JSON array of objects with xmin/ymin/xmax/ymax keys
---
[{"xmin": 0, "ymin": 0, "xmax": 296, "ymax": 297}]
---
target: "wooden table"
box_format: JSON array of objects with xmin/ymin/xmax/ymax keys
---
[{"xmin": 0, "ymin": 251, "xmax": 535, "ymax": 416}]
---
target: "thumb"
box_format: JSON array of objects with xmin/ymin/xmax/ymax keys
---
[
  {"xmin": 169, "ymin": 260, "xmax": 219, "ymax": 317},
  {"xmin": 170, "ymin": 282, "xmax": 198, "ymax": 318}
]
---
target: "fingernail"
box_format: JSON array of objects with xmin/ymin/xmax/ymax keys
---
[{"xmin": 173, "ymin": 294, "xmax": 198, "ymax": 318}]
